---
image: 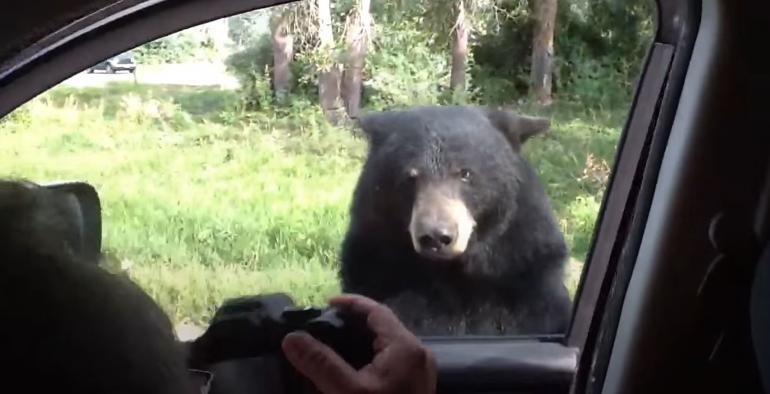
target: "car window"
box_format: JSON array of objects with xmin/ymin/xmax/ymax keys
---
[{"xmin": 0, "ymin": 0, "xmax": 655, "ymax": 338}]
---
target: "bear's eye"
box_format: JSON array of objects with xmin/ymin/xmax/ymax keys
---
[
  {"xmin": 459, "ymin": 169, "xmax": 472, "ymax": 182},
  {"xmin": 407, "ymin": 168, "xmax": 419, "ymax": 180}
]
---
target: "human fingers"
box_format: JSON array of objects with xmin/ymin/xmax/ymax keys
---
[
  {"xmin": 330, "ymin": 294, "xmax": 405, "ymax": 338},
  {"xmin": 330, "ymin": 295, "xmax": 437, "ymax": 394},
  {"xmin": 281, "ymin": 331, "xmax": 364, "ymax": 394},
  {"xmin": 329, "ymin": 294, "xmax": 383, "ymax": 315}
]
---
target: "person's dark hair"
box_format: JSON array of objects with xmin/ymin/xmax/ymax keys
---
[
  {"xmin": 0, "ymin": 179, "xmax": 83, "ymax": 258},
  {"xmin": 0, "ymin": 179, "xmax": 191, "ymax": 394}
]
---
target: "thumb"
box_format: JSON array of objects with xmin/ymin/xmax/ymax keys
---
[{"xmin": 282, "ymin": 331, "xmax": 362, "ymax": 394}]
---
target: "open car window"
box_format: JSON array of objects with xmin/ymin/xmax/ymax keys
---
[{"xmin": 0, "ymin": 0, "xmax": 700, "ymax": 393}]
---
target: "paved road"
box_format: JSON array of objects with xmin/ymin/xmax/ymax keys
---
[{"xmin": 61, "ymin": 62, "xmax": 239, "ymax": 89}]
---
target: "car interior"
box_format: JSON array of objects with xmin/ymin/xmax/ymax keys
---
[{"xmin": 1, "ymin": 0, "xmax": 769, "ymax": 393}]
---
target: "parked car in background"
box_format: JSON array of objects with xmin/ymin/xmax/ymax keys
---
[{"xmin": 88, "ymin": 51, "xmax": 136, "ymax": 73}]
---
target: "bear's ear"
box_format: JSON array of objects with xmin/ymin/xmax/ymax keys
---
[
  {"xmin": 355, "ymin": 112, "xmax": 391, "ymax": 150},
  {"xmin": 485, "ymin": 108, "xmax": 551, "ymax": 150}
]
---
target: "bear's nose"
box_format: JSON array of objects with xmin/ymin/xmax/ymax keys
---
[{"xmin": 418, "ymin": 227, "xmax": 456, "ymax": 251}]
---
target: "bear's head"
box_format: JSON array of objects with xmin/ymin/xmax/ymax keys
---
[{"xmin": 356, "ymin": 106, "xmax": 550, "ymax": 263}]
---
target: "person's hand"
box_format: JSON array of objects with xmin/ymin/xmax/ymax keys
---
[{"xmin": 281, "ymin": 294, "xmax": 437, "ymax": 394}]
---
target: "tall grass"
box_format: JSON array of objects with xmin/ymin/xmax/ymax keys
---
[{"xmin": 0, "ymin": 82, "xmax": 622, "ymax": 324}]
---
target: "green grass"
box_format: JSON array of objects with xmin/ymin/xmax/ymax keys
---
[{"xmin": 0, "ymin": 82, "xmax": 624, "ymax": 324}]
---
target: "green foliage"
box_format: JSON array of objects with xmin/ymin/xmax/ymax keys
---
[
  {"xmin": 553, "ymin": 0, "xmax": 654, "ymax": 107},
  {"xmin": 134, "ymin": 30, "xmax": 219, "ymax": 64},
  {"xmin": 563, "ymin": 195, "xmax": 601, "ymax": 260},
  {"xmin": 288, "ymin": 53, "xmax": 322, "ymax": 101},
  {"xmin": 467, "ymin": 68, "xmax": 520, "ymax": 105},
  {"xmin": 557, "ymin": 57, "xmax": 631, "ymax": 109},
  {"xmin": 228, "ymin": 10, "xmax": 271, "ymax": 48},
  {"xmin": 363, "ymin": 18, "xmax": 448, "ymax": 109},
  {"xmin": 225, "ymin": 35, "xmax": 275, "ymax": 110},
  {"xmin": 1, "ymin": 83, "xmax": 624, "ymax": 322},
  {"xmin": 45, "ymin": 83, "xmax": 239, "ymax": 125},
  {"xmin": 223, "ymin": 0, "xmax": 654, "ymax": 112},
  {"xmin": 522, "ymin": 102, "xmax": 621, "ymax": 258},
  {"xmin": 471, "ymin": 0, "xmax": 654, "ymax": 108},
  {"xmin": 470, "ymin": 1, "xmax": 534, "ymax": 103},
  {"xmin": 0, "ymin": 103, "xmax": 33, "ymax": 128},
  {"xmin": 225, "ymin": 12, "xmax": 450, "ymax": 111}
]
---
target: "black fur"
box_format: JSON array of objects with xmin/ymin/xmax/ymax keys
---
[{"xmin": 340, "ymin": 106, "xmax": 572, "ymax": 335}]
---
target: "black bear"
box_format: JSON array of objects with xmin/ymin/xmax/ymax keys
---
[{"xmin": 339, "ymin": 106, "xmax": 572, "ymax": 336}]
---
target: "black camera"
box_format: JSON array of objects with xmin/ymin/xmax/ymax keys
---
[{"xmin": 186, "ymin": 294, "xmax": 375, "ymax": 394}]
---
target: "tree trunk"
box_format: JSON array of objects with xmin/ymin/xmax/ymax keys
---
[
  {"xmin": 531, "ymin": 0, "xmax": 557, "ymax": 106},
  {"xmin": 319, "ymin": 69, "xmax": 343, "ymax": 124},
  {"xmin": 317, "ymin": 0, "xmax": 343, "ymax": 124},
  {"xmin": 341, "ymin": 0, "xmax": 372, "ymax": 119},
  {"xmin": 271, "ymin": 12, "xmax": 293, "ymax": 102},
  {"xmin": 449, "ymin": 0, "xmax": 470, "ymax": 93}
]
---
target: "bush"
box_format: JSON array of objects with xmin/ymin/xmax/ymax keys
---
[
  {"xmin": 556, "ymin": 57, "xmax": 634, "ymax": 109},
  {"xmin": 219, "ymin": 0, "xmax": 654, "ymax": 115},
  {"xmin": 226, "ymin": 15, "xmax": 450, "ymax": 113},
  {"xmin": 228, "ymin": 10, "xmax": 271, "ymax": 48},
  {"xmin": 362, "ymin": 18, "xmax": 447, "ymax": 110},
  {"xmin": 471, "ymin": 0, "xmax": 654, "ymax": 109},
  {"xmin": 468, "ymin": 67, "xmax": 521, "ymax": 106},
  {"xmin": 225, "ymin": 35, "xmax": 275, "ymax": 110},
  {"xmin": 471, "ymin": 4, "xmax": 534, "ymax": 104}
]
